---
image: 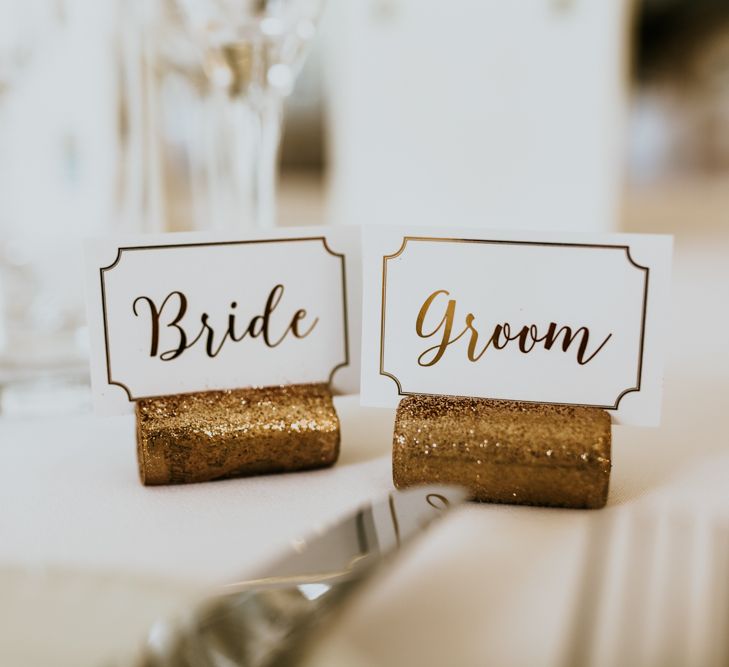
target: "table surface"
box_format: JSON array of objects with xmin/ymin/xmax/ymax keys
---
[{"xmin": 2, "ymin": 175, "xmax": 729, "ymax": 667}]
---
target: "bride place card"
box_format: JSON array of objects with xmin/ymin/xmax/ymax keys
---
[
  {"xmin": 361, "ymin": 226, "xmax": 672, "ymax": 426},
  {"xmin": 85, "ymin": 227, "xmax": 360, "ymax": 414}
]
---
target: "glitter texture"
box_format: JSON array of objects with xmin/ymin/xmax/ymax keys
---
[
  {"xmin": 136, "ymin": 383, "xmax": 339, "ymax": 486},
  {"xmin": 392, "ymin": 395, "xmax": 611, "ymax": 509}
]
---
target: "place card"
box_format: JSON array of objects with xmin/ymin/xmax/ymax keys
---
[
  {"xmin": 85, "ymin": 227, "xmax": 360, "ymax": 414},
  {"xmin": 361, "ymin": 226, "xmax": 672, "ymax": 426}
]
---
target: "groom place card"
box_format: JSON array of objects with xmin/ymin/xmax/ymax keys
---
[
  {"xmin": 86, "ymin": 227, "xmax": 361, "ymax": 414},
  {"xmin": 361, "ymin": 226, "xmax": 672, "ymax": 426}
]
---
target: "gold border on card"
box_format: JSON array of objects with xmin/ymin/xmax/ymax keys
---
[
  {"xmin": 100, "ymin": 237, "xmax": 349, "ymax": 401},
  {"xmin": 379, "ymin": 236, "xmax": 650, "ymax": 410}
]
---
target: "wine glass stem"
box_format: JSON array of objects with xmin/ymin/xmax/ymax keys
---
[
  {"xmin": 205, "ymin": 91, "xmax": 283, "ymax": 231},
  {"xmin": 254, "ymin": 96, "xmax": 283, "ymax": 229}
]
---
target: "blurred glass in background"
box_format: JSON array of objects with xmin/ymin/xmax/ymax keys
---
[
  {"xmin": 0, "ymin": 0, "xmax": 728, "ymax": 414},
  {"xmin": 0, "ymin": 1, "xmax": 111, "ymax": 413},
  {"xmin": 119, "ymin": 0, "xmax": 323, "ymax": 233}
]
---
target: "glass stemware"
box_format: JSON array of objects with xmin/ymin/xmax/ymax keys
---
[
  {"xmin": 120, "ymin": 0, "xmax": 324, "ymax": 233},
  {"xmin": 0, "ymin": 0, "xmax": 79, "ymax": 410}
]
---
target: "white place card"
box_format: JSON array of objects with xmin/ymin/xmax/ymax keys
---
[
  {"xmin": 361, "ymin": 226, "xmax": 672, "ymax": 426},
  {"xmin": 85, "ymin": 227, "xmax": 361, "ymax": 414}
]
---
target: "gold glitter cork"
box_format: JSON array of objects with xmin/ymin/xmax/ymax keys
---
[
  {"xmin": 392, "ymin": 395, "xmax": 611, "ymax": 509},
  {"xmin": 136, "ymin": 383, "xmax": 339, "ymax": 485}
]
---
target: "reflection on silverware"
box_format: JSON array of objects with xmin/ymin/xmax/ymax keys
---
[{"xmin": 133, "ymin": 485, "xmax": 467, "ymax": 666}]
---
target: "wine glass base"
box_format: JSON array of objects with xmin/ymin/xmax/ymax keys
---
[{"xmin": 0, "ymin": 367, "xmax": 91, "ymax": 417}]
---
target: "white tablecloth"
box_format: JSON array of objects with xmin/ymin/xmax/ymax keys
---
[{"xmin": 2, "ymin": 178, "xmax": 729, "ymax": 666}]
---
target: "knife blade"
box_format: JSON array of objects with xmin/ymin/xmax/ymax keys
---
[{"xmin": 134, "ymin": 485, "xmax": 466, "ymax": 667}]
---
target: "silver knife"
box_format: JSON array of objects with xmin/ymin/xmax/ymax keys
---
[{"xmin": 133, "ymin": 485, "xmax": 466, "ymax": 667}]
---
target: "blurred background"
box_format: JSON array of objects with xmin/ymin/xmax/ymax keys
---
[
  {"xmin": 0, "ymin": 0, "xmax": 728, "ymax": 413},
  {"xmin": 2, "ymin": 2, "xmax": 729, "ymax": 666}
]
